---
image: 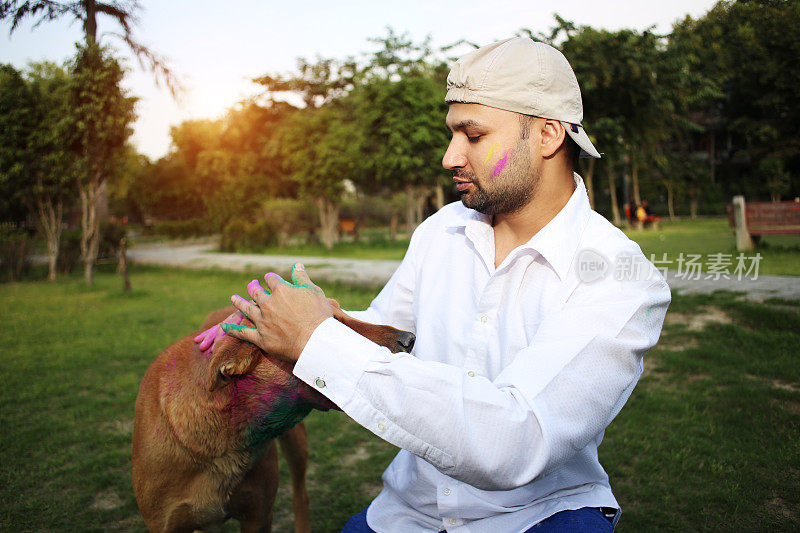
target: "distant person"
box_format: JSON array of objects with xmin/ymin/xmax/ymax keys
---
[
  {"xmin": 637, "ymin": 200, "xmax": 661, "ymax": 228},
  {"xmin": 210, "ymin": 37, "xmax": 671, "ymax": 532}
]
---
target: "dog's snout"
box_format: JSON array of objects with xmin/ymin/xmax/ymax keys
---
[{"xmin": 396, "ymin": 331, "xmax": 416, "ymax": 353}]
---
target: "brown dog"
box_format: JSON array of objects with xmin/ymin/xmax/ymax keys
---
[{"xmin": 133, "ymin": 304, "xmax": 415, "ymax": 532}]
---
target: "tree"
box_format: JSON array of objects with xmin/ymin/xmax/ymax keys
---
[
  {"xmin": 351, "ymin": 71, "xmax": 449, "ymax": 232},
  {"xmin": 68, "ymin": 42, "xmax": 136, "ymax": 285},
  {"xmin": 356, "ymin": 28, "xmax": 451, "ymax": 231},
  {"xmin": 0, "ymin": 62, "xmax": 78, "ymax": 281},
  {"xmin": 254, "ymin": 53, "xmax": 358, "ymax": 111},
  {"xmin": 0, "ymin": 65, "xmax": 35, "ymax": 226},
  {"xmin": 1, "ymin": 0, "xmax": 178, "ymax": 94},
  {"xmin": 670, "ymin": 0, "xmax": 800, "ymax": 202},
  {"xmin": 551, "ymin": 22, "xmax": 679, "ymax": 224},
  {"xmin": 273, "ymin": 103, "xmax": 364, "ymax": 250}
]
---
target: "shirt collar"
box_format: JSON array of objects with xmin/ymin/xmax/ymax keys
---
[{"xmin": 445, "ymin": 173, "xmax": 591, "ymax": 281}]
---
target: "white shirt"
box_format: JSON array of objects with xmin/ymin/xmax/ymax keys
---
[{"xmin": 294, "ymin": 174, "xmax": 671, "ymax": 533}]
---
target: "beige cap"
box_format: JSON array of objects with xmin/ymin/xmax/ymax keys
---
[{"xmin": 445, "ymin": 37, "xmax": 600, "ymax": 159}]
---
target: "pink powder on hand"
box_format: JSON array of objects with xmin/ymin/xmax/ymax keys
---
[{"xmin": 247, "ymin": 279, "xmax": 265, "ymax": 295}]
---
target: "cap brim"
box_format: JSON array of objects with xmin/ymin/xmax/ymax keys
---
[{"xmin": 561, "ymin": 121, "xmax": 601, "ymax": 159}]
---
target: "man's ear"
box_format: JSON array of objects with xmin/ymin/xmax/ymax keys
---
[{"xmin": 540, "ymin": 119, "xmax": 566, "ymax": 158}]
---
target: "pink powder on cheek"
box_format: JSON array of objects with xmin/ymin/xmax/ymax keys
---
[{"xmin": 491, "ymin": 148, "xmax": 515, "ymax": 177}]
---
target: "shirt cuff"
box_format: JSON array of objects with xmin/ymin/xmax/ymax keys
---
[{"xmin": 293, "ymin": 316, "xmax": 385, "ymax": 408}]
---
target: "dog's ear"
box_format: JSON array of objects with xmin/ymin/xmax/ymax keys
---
[{"xmin": 206, "ymin": 320, "xmax": 262, "ymax": 391}]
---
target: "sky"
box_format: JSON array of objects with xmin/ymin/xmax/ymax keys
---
[{"xmin": 1, "ymin": 0, "xmax": 718, "ymax": 160}]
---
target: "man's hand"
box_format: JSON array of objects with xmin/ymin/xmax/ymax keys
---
[{"xmin": 222, "ymin": 263, "xmax": 333, "ymax": 363}]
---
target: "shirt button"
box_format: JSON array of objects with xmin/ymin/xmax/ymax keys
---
[
  {"xmin": 479, "ymin": 315, "xmax": 488, "ymax": 324},
  {"xmin": 314, "ymin": 377, "xmax": 326, "ymax": 388},
  {"xmin": 377, "ymin": 422, "xmax": 386, "ymax": 431},
  {"xmin": 443, "ymin": 488, "xmax": 451, "ymax": 496},
  {"xmin": 467, "ymin": 370, "xmax": 476, "ymax": 377}
]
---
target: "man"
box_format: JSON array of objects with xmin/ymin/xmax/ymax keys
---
[{"xmin": 214, "ymin": 37, "xmax": 671, "ymax": 532}]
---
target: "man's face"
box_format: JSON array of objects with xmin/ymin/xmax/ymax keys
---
[{"xmin": 443, "ymin": 103, "xmax": 540, "ymax": 216}]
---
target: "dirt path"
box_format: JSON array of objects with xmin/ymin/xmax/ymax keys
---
[
  {"xmin": 128, "ymin": 241, "xmax": 401, "ymax": 286},
  {"xmin": 129, "ymin": 241, "xmax": 800, "ymax": 301}
]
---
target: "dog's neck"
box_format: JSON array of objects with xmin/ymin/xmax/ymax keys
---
[
  {"xmin": 223, "ymin": 371, "xmax": 317, "ymax": 451},
  {"xmin": 200, "ymin": 338, "xmax": 334, "ymax": 452}
]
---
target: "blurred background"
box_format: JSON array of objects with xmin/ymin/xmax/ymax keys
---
[
  {"xmin": 1, "ymin": 2, "xmax": 799, "ymax": 531},
  {"xmin": 3, "ymin": 0, "xmax": 797, "ymax": 284}
]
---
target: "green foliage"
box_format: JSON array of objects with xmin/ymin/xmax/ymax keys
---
[
  {"xmin": 68, "ymin": 42, "xmax": 137, "ymax": 187},
  {"xmin": 351, "ymin": 71, "xmax": 449, "ymax": 192},
  {"xmin": 148, "ymin": 218, "xmax": 213, "ymax": 239},
  {"xmin": 220, "ymin": 217, "xmax": 280, "ymax": 252},
  {"xmin": 99, "ymin": 220, "xmax": 126, "ymax": 257},
  {"xmin": 0, "ymin": 62, "xmax": 77, "ymax": 224},
  {"xmin": 0, "ymin": 227, "xmax": 31, "ymax": 281},
  {"xmin": 340, "ymin": 196, "xmax": 398, "ymax": 227},
  {"xmin": 57, "ymin": 228, "xmax": 82, "ymax": 274},
  {"xmin": 261, "ymin": 198, "xmax": 318, "ymax": 247},
  {"xmin": 0, "ymin": 64, "xmax": 36, "ymax": 223},
  {"xmin": 669, "ymin": 0, "xmax": 800, "ymax": 200}
]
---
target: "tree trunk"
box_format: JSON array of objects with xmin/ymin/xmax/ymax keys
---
[
  {"xmin": 83, "ymin": 0, "xmax": 98, "ymax": 43},
  {"xmin": 434, "ymin": 183, "xmax": 444, "ymax": 210},
  {"xmin": 666, "ymin": 181, "xmax": 676, "ymax": 221},
  {"xmin": 36, "ymin": 197, "xmax": 63, "ymax": 282},
  {"xmin": 607, "ymin": 167, "xmax": 622, "ymax": 226},
  {"xmin": 631, "ymin": 160, "xmax": 642, "ymax": 207},
  {"xmin": 314, "ymin": 197, "xmax": 339, "ymax": 250},
  {"xmin": 118, "ymin": 237, "xmax": 131, "ymax": 292},
  {"xmin": 80, "ymin": 177, "xmax": 102, "ymax": 286},
  {"xmin": 584, "ymin": 158, "xmax": 595, "ymax": 209},
  {"xmin": 414, "ymin": 189, "xmax": 425, "ymax": 226},
  {"xmin": 405, "ymin": 185, "xmax": 416, "ymax": 233},
  {"xmin": 709, "ymin": 130, "xmax": 715, "ymax": 184},
  {"xmin": 689, "ymin": 185, "xmax": 698, "ymax": 219},
  {"xmin": 389, "ymin": 212, "xmax": 398, "ymax": 241}
]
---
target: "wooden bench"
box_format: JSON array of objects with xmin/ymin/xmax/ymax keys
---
[{"xmin": 727, "ymin": 195, "xmax": 800, "ymax": 250}]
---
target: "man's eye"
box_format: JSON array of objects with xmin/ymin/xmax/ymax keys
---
[{"xmin": 468, "ymin": 135, "xmax": 482, "ymax": 143}]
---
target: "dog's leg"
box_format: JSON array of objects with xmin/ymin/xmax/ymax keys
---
[
  {"xmin": 277, "ymin": 423, "xmax": 311, "ymax": 533},
  {"xmin": 229, "ymin": 440, "xmax": 279, "ymax": 533}
]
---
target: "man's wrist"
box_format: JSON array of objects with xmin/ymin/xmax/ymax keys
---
[{"xmin": 290, "ymin": 317, "xmax": 329, "ymax": 362}]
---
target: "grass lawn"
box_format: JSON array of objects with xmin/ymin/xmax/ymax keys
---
[
  {"xmin": 0, "ymin": 266, "xmax": 798, "ymax": 531},
  {"xmin": 622, "ymin": 218, "xmax": 800, "ymax": 277}
]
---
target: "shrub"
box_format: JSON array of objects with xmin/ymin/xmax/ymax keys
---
[
  {"xmin": 340, "ymin": 196, "xmax": 400, "ymax": 227},
  {"xmin": 261, "ymin": 199, "xmax": 317, "ymax": 247},
  {"xmin": 220, "ymin": 217, "xmax": 280, "ymax": 252},
  {"xmin": 58, "ymin": 229, "xmax": 82, "ymax": 274},
  {"xmin": 0, "ymin": 227, "xmax": 31, "ymax": 282},
  {"xmin": 99, "ymin": 221, "xmax": 127, "ymax": 259},
  {"xmin": 148, "ymin": 218, "xmax": 212, "ymax": 239}
]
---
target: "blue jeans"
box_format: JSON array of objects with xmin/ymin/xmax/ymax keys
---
[{"xmin": 341, "ymin": 505, "xmax": 617, "ymax": 532}]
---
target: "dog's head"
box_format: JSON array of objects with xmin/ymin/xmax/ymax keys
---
[
  {"xmin": 204, "ymin": 299, "xmax": 414, "ymax": 407},
  {"xmin": 203, "ymin": 301, "xmax": 414, "ymax": 448}
]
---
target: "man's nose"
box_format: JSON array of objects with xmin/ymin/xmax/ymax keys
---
[{"xmin": 442, "ymin": 140, "xmax": 466, "ymax": 170}]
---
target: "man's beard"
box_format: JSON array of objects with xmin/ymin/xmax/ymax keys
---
[{"xmin": 457, "ymin": 142, "xmax": 539, "ymax": 216}]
